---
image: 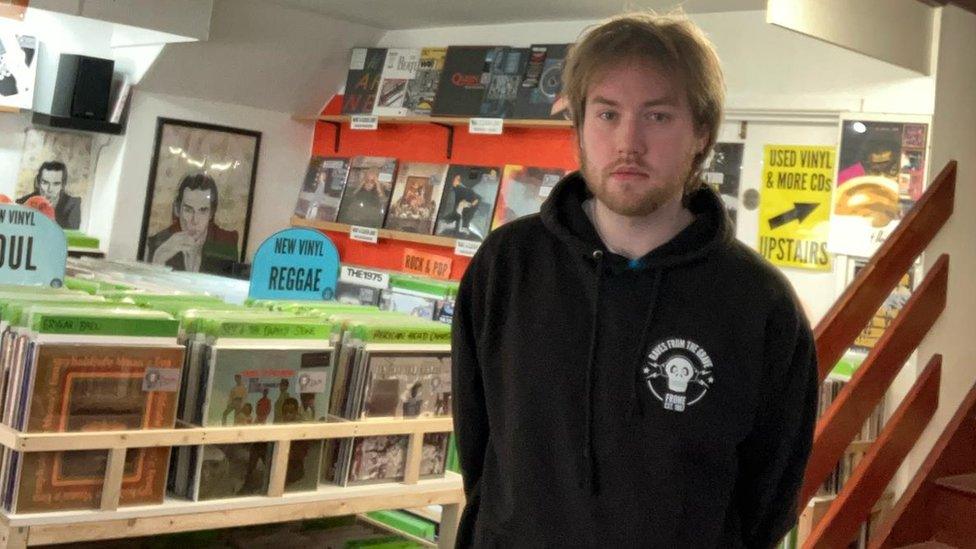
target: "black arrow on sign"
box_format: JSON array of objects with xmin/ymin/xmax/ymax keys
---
[{"xmin": 768, "ymin": 202, "xmax": 819, "ymax": 230}]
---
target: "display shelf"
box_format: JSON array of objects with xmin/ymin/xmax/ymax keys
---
[
  {"xmin": 305, "ymin": 114, "xmax": 571, "ymax": 129},
  {"xmin": 291, "ymin": 216, "xmax": 458, "ymax": 249},
  {"xmin": 0, "ymin": 474, "xmax": 463, "ymax": 547},
  {"xmin": 0, "ymin": 417, "xmax": 461, "ymax": 548}
]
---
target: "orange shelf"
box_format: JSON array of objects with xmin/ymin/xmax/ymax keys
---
[
  {"xmin": 298, "ymin": 113, "xmax": 571, "ymax": 129},
  {"xmin": 291, "ymin": 216, "xmax": 458, "ymax": 248}
]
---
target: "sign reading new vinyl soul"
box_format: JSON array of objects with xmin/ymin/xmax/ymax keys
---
[
  {"xmin": 0, "ymin": 204, "xmax": 66, "ymax": 287},
  {"xmin": 249, "ymin": 228, "xmax": 339, "ymax": 300}
]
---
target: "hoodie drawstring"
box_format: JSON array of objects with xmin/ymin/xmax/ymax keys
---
[
  {"xmin": 628, "ymin": 269, "xmax": 663, "ymax": 419},
  {"xmin": 580, "ymin": 249, "xmax": 604, "ymax": 494}
]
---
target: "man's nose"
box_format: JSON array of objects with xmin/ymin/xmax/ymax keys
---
[{"xmin": 615, "ymin": 115, "xmax": 645, "ymax": 157}]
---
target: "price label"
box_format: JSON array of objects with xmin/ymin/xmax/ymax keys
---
[
  {"xmin": 402, "ymin": 248, "xmax": 453, "ymax": 280},
  {"xmin": 350, "ymin": 226, "xmax": 379, "ymax": 243},
  {"xmin": 469, "ymin": 118, "xmax": 504, "ymax": 135},
  {"xmin": 350, "ymin": 115, "xmax": 379, "ymax": 130},
  {"xmin": 454, "ymin": 239, "xmax": 480, "ymax": 257}
]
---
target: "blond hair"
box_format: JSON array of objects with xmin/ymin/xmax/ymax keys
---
[{"xmin": 562, "ymin": 12, "xmax": 725, "ymax": 193}]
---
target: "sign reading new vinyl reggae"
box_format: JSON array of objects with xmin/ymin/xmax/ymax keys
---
[
  {"xmin": 0, "ymin": 204, "xmax": 66, "ymax": 287},
  {"xmin": 249, "ymin": 228, "xmax": 339, "ymax": 300},
  {"xmin": 758, "ymin": 145, "xmax": 835, "ymax": 271}
]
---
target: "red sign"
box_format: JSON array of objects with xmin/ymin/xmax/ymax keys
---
[{"xmin": 402, "ymin": 248, "xmax": 452, "ymax": 280}]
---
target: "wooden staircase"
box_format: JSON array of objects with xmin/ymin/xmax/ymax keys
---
[{"xmin": 798, "ymin": 161, "xmax": 976, "ymax": 549}]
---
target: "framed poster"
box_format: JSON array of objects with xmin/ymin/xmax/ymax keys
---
[
  {"xmin": 137, "ymin": 118, "xmax": 261, "ymax": 274},
  {"xmin": 15, "ymin": 128, "xmax": 93, "ymax": 230},
  {"xmin": 826, "ymin": 114, "xmax": 930, "ymax": 258}
]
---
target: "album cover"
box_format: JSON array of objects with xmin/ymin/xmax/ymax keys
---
[
  {"xmin": 373, "ymin": 49, "xmax": 421, "ymax": 117},
  {"xmin": 491, "ymin": 165, "xmax": 567, "ymax": 229},
  {"xmin": 293, "ymin": 156, "xmax": 350, "ymax": 222},
  {"xmin": 14, "ymin": 344, "xmax": 183, "ymax": 512},
  {"xmin": 360, "ymin": 352, "xmax": 452, "ymax": 420},
  {"xmin": 404, "ymin": 47, "xmax": 447, "ymax": 116},
  {"xmin": 335, "ymin": 156, "xmax": 398, "ymax": 228},
  {"xmin": 431, "ymin": 46, "xmax": 497, "ymax": 117},
  {"xmin": 336, "ymin": 265, "xmax": 389, "ymax": 307},
  {"xmin": 347, "ymin": 433, "xmax": 450, "ymax": 485},
  {"xmin": 0, "ymin": 33, "xmax": 38, "ymax": 110},
  {"xmin": 383, "ymin": 163, "xmax": 449, "ymax": 234},
  {"xmin": 513, "ymin": 44, "xmax": 571, "ymax": 120},
  {"xmin": 480, "ymin": 47, "xmax": 529, "ymax": 119},
  {"xmin": 380, "ymin": 291, "xmax": 438, "ymax": 320},
  {"xmin": 203, "ymin": 347, "xmax": 333, "ymax": 427},
  {"xmin": 342, "ymin": 48, "xmax": 387, "ymax": 115},
  {"xmin": 433, "ymin": 165, "xmax": 500, "ymax": 241}
]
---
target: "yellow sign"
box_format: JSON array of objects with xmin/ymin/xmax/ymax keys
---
[{"xmin": 757, "ymin": 145, "xmax": 835, "ymax": 271}]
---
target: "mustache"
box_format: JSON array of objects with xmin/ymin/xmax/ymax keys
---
[{"xmin": 605, "ymin": 159, "xmax": 650, "ymax": 173}]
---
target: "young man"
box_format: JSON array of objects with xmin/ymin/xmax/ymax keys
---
[{"xmin": 452, "ymin": 13, "xmax": 819, "ymax": 548}]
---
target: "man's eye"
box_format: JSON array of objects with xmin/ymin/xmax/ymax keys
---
[
  {"xmin": 646, "ymin": 112, "xmax": 672, "ymax": 123},
  {"xmin": 598, "ymin": 111, "xmax": 617, "ymax": 121}
]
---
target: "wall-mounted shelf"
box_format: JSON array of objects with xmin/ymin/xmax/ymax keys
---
[
  {"xmin": 0, "ymin": 106, "xmax": 20, "ymax": 115},
  {"xmin": 304, "ymin": 114, "xmax": 571, "ymax": 129},
  {"xmin": 291, "ymin": 216, "xmax": 460, "ymax": 249}
]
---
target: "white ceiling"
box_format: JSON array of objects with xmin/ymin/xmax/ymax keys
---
[{"xmin": 268, "ymin": 0, "xmax": 767, "ymax": 30}]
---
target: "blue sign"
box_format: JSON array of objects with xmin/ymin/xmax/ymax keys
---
[
  {"xmin": 248, "ymin": 228, "xmax": 339, "ymax": 300},
  {"xmin": 0, "ymin": 204, "xmax": 66, "ymax": 287}
]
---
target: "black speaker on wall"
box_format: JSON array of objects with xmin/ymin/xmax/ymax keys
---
[{"xmin": 51, "ymin": 54, "xmax": 114, "ymax": 121}]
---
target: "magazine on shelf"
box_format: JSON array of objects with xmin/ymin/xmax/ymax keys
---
[
  {"xmin": 479, "ymin": 47, "xmax": 529, "ymax": 119},
  {"xmin": 431, "ymin": 46, "xmax": 498, "ymax": 117}
]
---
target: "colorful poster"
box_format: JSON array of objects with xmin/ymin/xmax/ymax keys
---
[
  {"xmin": 757, "ymin": 145, "xmax": 835, "ymax": 271},
  {"xmin": 827, "ymin": 116, "xmax": 929, "ymax": 258},
  {"xmin": 850, "ymin": 260, "xmax": 914, "ymax": 353}
]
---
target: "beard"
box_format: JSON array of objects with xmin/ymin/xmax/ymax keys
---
[{"xmin": 579, "ymin": 150, "xmax": 697, "ymax": 218}]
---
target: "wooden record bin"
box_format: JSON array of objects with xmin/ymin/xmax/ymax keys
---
[{"xmin": 0, "ymin": 417, "xmax": 463, "ymax": 548}]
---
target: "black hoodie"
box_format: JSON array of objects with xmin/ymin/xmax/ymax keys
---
[{"xmin": 452, "ymin": 171, "xmax": 818, "ymax": 548}]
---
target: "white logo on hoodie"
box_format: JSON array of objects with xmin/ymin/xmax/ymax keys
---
[{"xmin": 642, "ymin": 338, "xmax": 715, "ymax": 412}]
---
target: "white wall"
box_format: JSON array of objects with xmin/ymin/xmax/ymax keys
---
[
  {"xmin": 103, "ymin": 90, "xmax": 315, "ymax": 262},
  {"xmin": 907, "ymin": 3, "xmax": 976, "ymax": 494},
  {"xmin": 138, "ymin": 0, "xmax": 385, "ymax": 115}
]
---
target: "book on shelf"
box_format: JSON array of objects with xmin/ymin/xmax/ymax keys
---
[
  {"xmin": 431, "ymin": 46, "xmax": 499, "ymax": 117},
  {"xmin": 335, "ymin": 156, "xmax": 398, "ymax": 229},
  {"xmin": 433, "ymin": 165, "xmax": 501, "ymax": 242},
  {"xmin": 513, "ymin": 44, "xmax": 571, "ymax": 120},
  {"xmin": 373, "ymin": 48, "xmax": 421, "ymax": 117},
  {"xmin": 342, "ymin": 48, "xmax": 388, "ymax": 115},
  {"xmin": 492, "ymin": 165, "xmax": 567, "ymax": 230},
  {"xmin": 383, "ymin": 162, "xmax": 449, "ymax": 235},
  {"xmin": 293, "ymin": 156, "xmax": 351, "ymax": 223},
  {"xmin": 404, "ymin": 47, "xmax": 447, "ymax": 116}
]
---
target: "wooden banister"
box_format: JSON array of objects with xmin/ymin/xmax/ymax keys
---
[
  {"xmin": 814, "ymin": 161, "xmax": 956, "ymax": 381},
  {"xmin": 869, "ymin": 380, "xmax": 976, "ymax": 548},
  {"xmin": 800, "ymin": 255, "xmax": 949, "ymax": 507},
  {"xmin": 803, "ymin": 355, "xmax": 942, "ymax": 549}
]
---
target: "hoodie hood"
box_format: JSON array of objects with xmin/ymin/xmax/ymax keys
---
[{"xmin": 540, "ymin": 170, "xmax": 734, "ymax": 269}]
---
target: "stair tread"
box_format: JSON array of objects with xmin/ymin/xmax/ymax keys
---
[
  {"xmin": 934, "ymin": 472, "xmax": 976, "ymax": 496},
  {"xmin": 897, "ymin": 542, "xmax": 958, "ymax": 548}
]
